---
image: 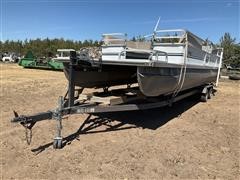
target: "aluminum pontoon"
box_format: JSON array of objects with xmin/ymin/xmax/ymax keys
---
[
  {"xmin": 56, "ymin": 30, "xmax": 223, "ymax": 97},
  {"xmin": 12, "ymin": 27, "xmax": 223, "ymax": 149}
]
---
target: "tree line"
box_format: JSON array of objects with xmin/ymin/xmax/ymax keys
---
[{"xmin": 0, "ymin": 38, "xmax": 101, "ymax": 58}]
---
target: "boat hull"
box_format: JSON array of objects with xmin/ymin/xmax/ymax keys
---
[
  {"xmin": 63, "ymin": 63, "xmax": 218, "ymax": 96},
  {"xmin": 137, "ymin": 66, "xmax": 218, "ymax": 97},
  {"xmin": 63, "ymin": 63, "xmax": 137, "ymax": 88}
]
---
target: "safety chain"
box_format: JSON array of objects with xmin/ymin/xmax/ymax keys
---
[
  {"xmin": 24, "ymin": 125, "xmax": 32, "ymax": 145},
  {"xmin": 19, "ymin": 116, "xmax": 35, "ymax": 145}
]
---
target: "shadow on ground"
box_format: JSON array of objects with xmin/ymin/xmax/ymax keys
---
[{"xmin": 31, "ymin": 95, "xmax": 200, "ymax": 154}]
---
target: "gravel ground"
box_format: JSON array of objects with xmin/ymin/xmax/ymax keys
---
[{"xmin": 0, "ymin": 63, "xmax": 239, "ymax": 179}]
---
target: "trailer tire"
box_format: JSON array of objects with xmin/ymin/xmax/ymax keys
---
[
  {"xmin": 200, "ymin": 93, "xmax": 208, "ymax": 102},
  {"xmin": 208, "ymin": 88, "xmax": 213, "ymax": 99}
]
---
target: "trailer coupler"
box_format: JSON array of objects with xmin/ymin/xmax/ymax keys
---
[
  {"xmin": 12, "ymin": 110, "xmax": 53, "ymax": 124},
  {"xmin": 12, "ymin": 96, "xmax": 67, "ymax": 149}
]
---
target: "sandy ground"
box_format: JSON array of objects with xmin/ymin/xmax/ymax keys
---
[{"xmin": 0, "ymin": 63, "xmax": 239, "ymax": 179}]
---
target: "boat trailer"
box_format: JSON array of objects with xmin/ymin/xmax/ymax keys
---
[{"xmin": 12, "ymin": 51, "xmax": 215, "ymax": 149}]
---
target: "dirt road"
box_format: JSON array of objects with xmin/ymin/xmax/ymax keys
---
[{"xmin": 0, "ymin": 64, "xmax": 239, "ymax": 179}]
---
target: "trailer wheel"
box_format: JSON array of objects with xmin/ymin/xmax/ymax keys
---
[
  {"xmin": 200, "ymin": 93, "xmax": 208, "ymax": 102},
  {"xmin": 208, "ymin": 88, "xmax": 213, "ymax": 99},
  {"xmin": 53, "ymin": 139, "xmax": 62, "ymax": 149}
]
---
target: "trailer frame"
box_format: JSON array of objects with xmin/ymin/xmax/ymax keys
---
[{"xmin": 12, "ymin": 51, "xmax": 215, "ymax": 149}]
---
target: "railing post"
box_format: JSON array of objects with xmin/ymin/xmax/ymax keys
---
[{"xmin": 216, "ymin": 48, "xmax": 223, "ymax": 86}]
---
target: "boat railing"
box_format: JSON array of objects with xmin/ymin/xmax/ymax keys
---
[
  {"xmin": 153, "ymin": 29, "xmax": 187, "ymax": 44},
  {"xmin": 150, "ymin": 50, "xmax": 168, "ymax": 62},
  {"xmin": 118, "ymin": 50, "xmax": 125, "ymax": 60},
  {"xmin": 155, "ymin": 29, "xmax": 186, "ymax": 33},
  {"xmin": 203, "ymin": 52, "xmax": 221, "ymax": 66},
  {"xmin": 152, "ymin": 42, "xmax": 185, "ymax": 46},
  {"xmin": 117, "ymin": 48, "xmax": 168, "ymax": 62},
  {"xmin": 203, "ymin": 53, "xmax": 210, "ymax": 64},
  {"xmin": 187, "ymin": 42, "xmax": 221, "ymax": 67},
  {"xmin": 190, "ymin": 44, "xmax": 221, "ymax": 66}
]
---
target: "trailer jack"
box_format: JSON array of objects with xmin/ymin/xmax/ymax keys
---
[{"xmin": 52, "ymin": 96, "xmax": 64, "ymax": 149}]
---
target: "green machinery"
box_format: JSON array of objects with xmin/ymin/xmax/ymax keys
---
[{"xmin": 18, "ymin": 51, "xmax": 64, "ymax": 70}]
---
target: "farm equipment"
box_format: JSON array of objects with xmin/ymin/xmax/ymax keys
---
[{"xmin": 18, "ymin": 51, "xmax": 64, "ymax": 70}]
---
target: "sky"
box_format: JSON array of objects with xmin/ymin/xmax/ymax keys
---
[{"xmin": 0, "ymin": 0, "xmax": 239, "ymax": 43}]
